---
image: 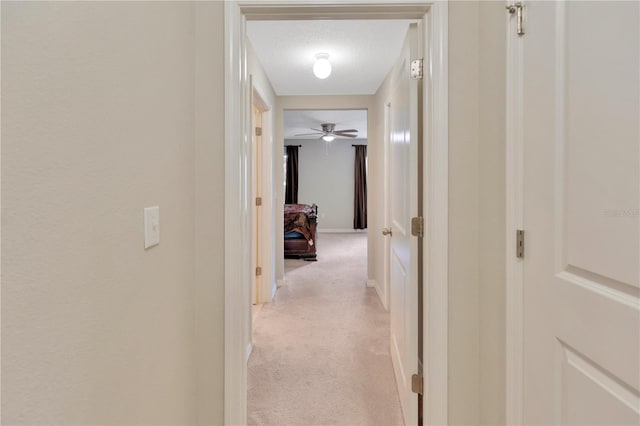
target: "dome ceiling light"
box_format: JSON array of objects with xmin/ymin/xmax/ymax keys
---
[{"xmin": 313, "ymin": 53, "xmax": 332, "ymax": 79}]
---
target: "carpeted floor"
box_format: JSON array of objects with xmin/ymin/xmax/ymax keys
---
[{"xmin": 248, "ymin": 232, "xmax": 404, "ymax": 426}]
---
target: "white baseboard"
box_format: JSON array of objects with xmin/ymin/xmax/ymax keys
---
[
  {"xmin": 318, "ymin": 228, "xmax": 368, "ymax": 233},
  {"xmin": 276, "ymin": 278, "xmax": 286, "ymax": 288},
  {"xmin": 258, "ymin": 281, "xmax": 278, "ymax": 304},
  {"xmin": 246, "ymin": 342, "xmax": 253, "ymax": 363},
  {"xmin": 369, "ymin": 278, "xmax": 388, "ymax": 311}
]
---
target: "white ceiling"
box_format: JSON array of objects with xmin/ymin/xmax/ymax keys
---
[
  {"xmin": 284, "ymin": 109, "xmax": 367, "ymax": 140},
  {"xmin": 246, "ymin": 20, "xmax": 413, "ymax": 96}
]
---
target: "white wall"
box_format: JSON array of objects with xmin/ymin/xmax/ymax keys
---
[
  {"xmin": 447, "ymin": 2, "xmax": 507, "ymax": 425},
  {"xmin": 448, "ymin": 2, "xmax": 481, "ymax": 423},
  {"xmin": 2, "ymin": 2, "xmax": 226, "ymax": 424},
  {"xmin": 478, "ymin": 2, "xmax": 506, "ymax": 424},
  {"xmin": 286, "ymin": 138, "xmax": 367, "ymax": 231},
  {"xmin": 194, "ymin": 2, "xmax": 225, "ymax": 424}
]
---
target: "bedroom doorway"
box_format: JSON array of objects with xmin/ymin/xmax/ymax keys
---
[{"xmin": 283, "ymin": 108, "xmax": 368, "ymax": 237}]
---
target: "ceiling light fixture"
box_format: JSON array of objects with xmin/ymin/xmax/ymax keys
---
[
  {"xmin": 322, "ymin": 134, "xmax": 335, "ymax": 142},
  {"xmin": 313, "ymin": 53, "xmax": 332, "ymax": 79}
]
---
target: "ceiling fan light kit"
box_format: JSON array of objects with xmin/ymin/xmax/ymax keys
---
[{"xmin": 313, "ymin": 53, "xmax": 332, "ymax": 79}]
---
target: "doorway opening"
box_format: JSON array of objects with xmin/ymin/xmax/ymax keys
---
[
  {"xmin": 283, "ymin": 108, "xmax": 368, "ymax": 234},
  {"xmin": 224, "ymin": 3, "xmax": 449, "ymax": 425}
]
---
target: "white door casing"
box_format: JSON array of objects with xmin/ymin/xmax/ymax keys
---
[
  {"xmin": 389, "ymin": 23, "xmax": 420, "ymax": 426},
  {"xmin": 507, "ymin": 2, "xmax": 640, "ymax": 424},
  {"xmin": 252, "ymin": 103, "xmax": 262, "ymax": 306},
  {"xmin": 251, "ymin": 80, "xmax": 276, "ymax": 306},
  {"xmin": 224, "ymin": 3, "xmax": 449, "ymax": 425}
]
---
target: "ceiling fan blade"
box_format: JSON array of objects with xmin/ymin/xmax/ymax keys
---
[
  {"xmin": 294, "ymin": 132, "xmax": 324, "ymax": 136},
  {"xmin": 334, "ymin": 129, "xmax": 359, "ymax": 134},
  {"xmin": 310, "ymin": 128, "xmax": 324, "ymax": 132},
  {"xmin": 335, "ymin": 133, "xmax": 358, "ymax": 138}
]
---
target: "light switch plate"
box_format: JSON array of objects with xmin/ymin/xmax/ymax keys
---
[{"xmin": 144, "ymin": 206, "xmax": 160, "ymax": 249}]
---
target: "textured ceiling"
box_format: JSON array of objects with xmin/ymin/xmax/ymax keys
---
[
  {"xmin": 284, "ymin": 109, "xmax": 368, "ymax": 140},
  {"xmin": 247, "ymin": 20, "xmax": 413, "ymax": 96}
]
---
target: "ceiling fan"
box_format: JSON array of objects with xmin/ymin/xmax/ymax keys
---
[{"xmin": 295, "ymin": 123, "xmax": 358, "ymax": 142}]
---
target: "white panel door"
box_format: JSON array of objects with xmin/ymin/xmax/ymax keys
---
[
  {"xmin": 389, "ymin": 23, "xmax": 420, "ymax": 426},
  {"xmin": 519, "ymin": 2, "xmax": 639, "ymax": 424}
]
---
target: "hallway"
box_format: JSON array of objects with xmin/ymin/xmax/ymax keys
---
[{"xmin": 248, "ymin": 233, "xmax": 404, "ymax": 425}]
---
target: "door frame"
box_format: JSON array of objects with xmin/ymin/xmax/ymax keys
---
[
  {"xmin": 250, "ymin": 88, "xmax": 262, "ymax": 307},
  {"xmin": 505, "ymin": 1, "xmax": 525, "ymax": 424},
  {"xmin": 224, "ymin": 2, "xmax": 449, "ymax": 425},
  {"xmin": 250, "ymin": 80, "xmax": 275, "ymax": 307}
]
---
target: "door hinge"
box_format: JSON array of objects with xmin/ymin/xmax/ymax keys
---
[
  {"xmin": 411, "ymin": 216, "xmax": 424, "ymax": 238},
  {"xmin": 410, "ymin": 59, "xmax": 423, "ymax": 80},
  {"xmin": 255, "ymin": 197, "xmax": 262, "ymax": 206},
  {"xmin": 411, "ymin": 373, "xmax": 424, "ymax": 395},
  {"xmin": 506, "ymin": 3, "xmax": 525, "ymax": 36},
  {"xmin": 255, "ymin": 126, "xmax": 262, "ymax": 136},
  {"xmin": 516, "ymin": 229, "xmax": 525, "ymax": 259},
  {"xmin": 255, "ymin": 266, "xmax": 262, "ymax": 276}
]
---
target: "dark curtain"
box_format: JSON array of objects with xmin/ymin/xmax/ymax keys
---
[
  {"xmin": 285, "ymin": 145, "xmax": 299, "ymax": 204},
  {"xmin": 353, "ymin": 145, "xmax": 367, "ymax": 229}
]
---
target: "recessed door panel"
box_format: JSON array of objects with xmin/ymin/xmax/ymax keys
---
[
  {"xmin": 560, "ymin": 343, "xmax": 640, "ymax": 426},
  {"xmin": 564, "ymin": 1, "xmax": 639, "ymax": 287}
]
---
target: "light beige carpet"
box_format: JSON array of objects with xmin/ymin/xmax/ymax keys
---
[{"xmin": 248, "ymin": 232, "xmax": 404, "ymax": 426}]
